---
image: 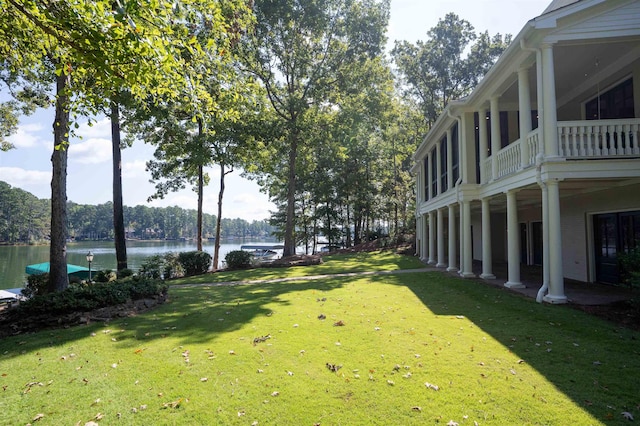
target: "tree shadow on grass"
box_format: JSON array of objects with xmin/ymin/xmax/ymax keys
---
[
  {"xmin": 0, "ymin": 278, "xmax": 348, "ymax": 356},
  {"xmin": 391, "ymin": 271, "xmax": 640, "ymax": 424}
]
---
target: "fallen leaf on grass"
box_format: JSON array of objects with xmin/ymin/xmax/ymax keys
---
[
  {"xmin": 333, "ymin": 320, "xmax": 345, "ymax": 326},
  {"xmin": 621, "ymin": 412, "xmax": 634, "ymax": 420},
  {"xmin": 318, "ymin": 314, "xmax": 326, "ymax": 320},
  {"xmin": 425, "ymin": 382, "xmax": 439, "ymax": 391},
  {"xmin": 411, "ymin": 406, "xmax": 422, "ymax": 412},
  {"xmin": 447, "ymin": 421, "xmax": 459, "ymax": 426},
  {"xmin": 253, "ymin": 335, "xmax": 271, "ymax": 346},
  {"xmin": 271, "ymin": 391, "xmax": 280, "ymax": 397},
  {"xmin": 326, "ymin": 363, "xmax": 342, "ymax": 372},
  {"xmin": 200, "ymin": 378, "xmax": 208, "ymax": 382},
  {"xmin": 162, "ymin": 398, "xmax": 184, "ymax": 409},
  {"xmin": 32, "ymin": 413, "xmax": 44, "ymax": 422}
]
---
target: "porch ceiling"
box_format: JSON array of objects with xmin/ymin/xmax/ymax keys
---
[
  {"xmin": 498, "ymin": 37, "xmax": 640, "ymax": 109},
  {"xmin": 476, "ymin": 177, "xmax": 639, "ymax": 214}
]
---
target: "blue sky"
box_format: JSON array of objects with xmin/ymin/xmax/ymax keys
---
[{"xmin": 0, "ymin": 0, "xmax": 550, "ymax": 222}]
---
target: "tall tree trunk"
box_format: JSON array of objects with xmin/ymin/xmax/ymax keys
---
[
  {"xmin": 48, "ymin": 71, "xmax": 70, "ymax": 293},
  {"xmin": 283, "ymin": 129, "xmax": 298, "ymax": 257},
  {"xmin": 111, "ymin": 101, "xmax": 127, "ymax": 271},
  {"xmin": 196, "ymin": 118, "xmax": 204, "ymax": 252},
  {"xmin": 213, "ymin": 163, "xmax": 226, "ymax": 270}
]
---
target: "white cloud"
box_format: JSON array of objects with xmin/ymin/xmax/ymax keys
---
[
  {"xmin": 70, "ymin": 138, "xmax": 112, "ymax": 164},
  {"xmin": 0, "ymin": 167, "xmax": 51, "ymax": 197},
  {"xmin": 122, "ymin": 160, "xmax": 149, "ymax": 179},
  {"xmin": 8, "ymin": 123, "xmax": 48, "ymax": 148},
  {"xmin": 74, "ymin": 117, "xmax": 112, "ymax": 140}
]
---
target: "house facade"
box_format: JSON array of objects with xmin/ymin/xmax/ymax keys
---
[{"xmin": 411, "ymin": 0, "xmax": 640, "ymax": 303}]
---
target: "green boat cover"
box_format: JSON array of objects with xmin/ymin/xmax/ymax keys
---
[{"xmin": 25, "ymin": 262, "xmax": 91, "ymax": 279}]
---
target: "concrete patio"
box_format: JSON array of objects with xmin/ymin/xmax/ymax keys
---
[{"xmin": 429, "ymin": 261, "xmax": 636, "ymax": 306}]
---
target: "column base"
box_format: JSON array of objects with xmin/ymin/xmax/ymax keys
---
[
  {"xmin": 504, "ymin": 281, "xmax": 525, "ymax": 289},
  {"xmin": 446, "ymin": 266, "xmax": 458, "ymax": 272},
  {"xmin": 543, "ymin": 294, "xmax": 568, "ymax": 304},
  {"xmin": 480, "ymin": 273, "xmax": 496, "ymax": 280},
  {"xmin": 459, "ymin": 272, "xmax": 476, "ymax": 279},
  {"xmin": 436, "ymin": 262, "xmax": 447, "ymax": 268},
  {"xmin": 427, "ymin": 259, "xmax": 436, "ymax": 265}
]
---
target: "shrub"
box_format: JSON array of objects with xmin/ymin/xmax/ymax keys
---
[
  {"xmin": 117, "ymin": 268, "xmax": 134, "ymax": 279},
  {"xmin": 14, "ymin": 277, "xmax": 166, "ymax": 316},
  {"xmin": 22, "ymin": 273, "xmax": 49, "ymax": 299},
  {"xmin": 139, "ymin": 253, "xmax": 184, "ymax": 280},
  {"xmin": 162, "ymin": 252, "xmax": 184, "ymax": 279},
  {"xmin": 138, "ymin": 255, "xmax": 164, "ymax": 279},
  {"xmin": 225, "ymin": 250, "xmax": 253, "ymax": 270},
  {"xmin": 619, "ymin": 246, "xmax": 640, "ymax": 289},
  {"xmin": 178, "ymin": 251, "xmax": 212, "ymax": 276},
  {"xmin": 94, "ymin": 269, "xmax": 117, "ymax": 283}
]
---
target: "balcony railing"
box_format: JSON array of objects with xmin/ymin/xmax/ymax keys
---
[
  {"xmin": 480, "ymin": 119, "xmax": 640, "ymax": 184},
  {"xmin": 558, "ymin": 119, "xmax": 640, "ymax": 158},
  {"xmin": 495, "ymin": 141, "xmax": 521, "ymax": 179}
]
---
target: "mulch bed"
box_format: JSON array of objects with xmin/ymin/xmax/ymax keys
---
[
  {"xmin": 571, "ymin": 300, "xmax": 640, "ymax": 332},
  {"xmin": 0, "ymin": 293, "xmax": 167, "ymax": 338}
]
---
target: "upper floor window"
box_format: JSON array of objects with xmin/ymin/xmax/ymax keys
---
[
  {"xmin": 431, "ymin": 149, "xmax": 438, "ymax": 197},
  {"xmin": 451, "ymin": 124, "xmax": 459, "ymax": 185},
  {"xmin": 586, "ymin": 78, "xmax": 635, "ymax": 120},
  {"xmin": 423, "ymin": 157, "xmax": 429, "ymax": 200}
]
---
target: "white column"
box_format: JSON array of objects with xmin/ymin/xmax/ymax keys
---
[
  {"xmin": 436, "ymin": 208, "xmax": 446, "ymax": 267},
  {"xmin": 541, "ymin": 43, "xmax": 559, "ymax": 158},
  {"xmin": 419, "ymin": 215, "xmax": 426, "ymax": 262},
  {"xmin": 459, "ymin": 200, "xmax": 475, "ymax": 278},
  {"xmin": 427, "ymin": 151, "xmax": 433, "ymax": 199},
  {"xmin": 422, "ymin": 215, "xmax": 429, "ymax": 262},
  {"xmin": 479, "ymin": 108, "xmax": 488, "ymax": 183},
  {"xmin": 518, "ymin": 67, "xmax": 532, "ymax": 168},
  {"xmin": 490, "ymin": 96, "xmax": 501, "ymax": 180},
  {"xmin": 480, "ymin": 198, "xmax": 495, "ymax": 279},
  {"xmin": 428, "ymin": 211, "xmax": 436, "ymax": 265},
  {"xmin": 447, "ymin": 204, "xmax": 457, "ymax": 272},
  {"xmin": 459, "ymin": 201, "xmax": 464, "ymax": 274},
  {"xmin": 435, "ymin": 142, "xmax": 442, "ymax": 196},
  {"xmin": 505, "ymin": 189, "xmax": 524, "ymax": 288},
  {"xmin": 536, "ymin": 183, "xmax": 550, "ymax": 302},
  {"xmin": 446, "ymin": 128, "xmax": 453, "ymax": 190},
  {"xmin": 543, "ymin": 180, "xmax": 567, "ymax": 303}
]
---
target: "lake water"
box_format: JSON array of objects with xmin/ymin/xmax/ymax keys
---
[{"xmin": 0, "ymin": 239, "xmax": 282, "ymax": 290}]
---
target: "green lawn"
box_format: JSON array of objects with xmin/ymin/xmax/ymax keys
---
[
  {"xmin": 1, "ymin": 252, "xmax": 638, "ymax": 425},
  {"xmin": 169, "ymin": 251, "xmax": 427, "ymax": 286}
]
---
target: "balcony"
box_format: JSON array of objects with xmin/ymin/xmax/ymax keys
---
[{"xmin": 481, "ymin": 118, "xmax": 640, "ymax": 184}]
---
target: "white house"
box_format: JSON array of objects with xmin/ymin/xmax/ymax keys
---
[{"xmin": 411, "ymin": 0, "xmax": 640, "ymax": 303}]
